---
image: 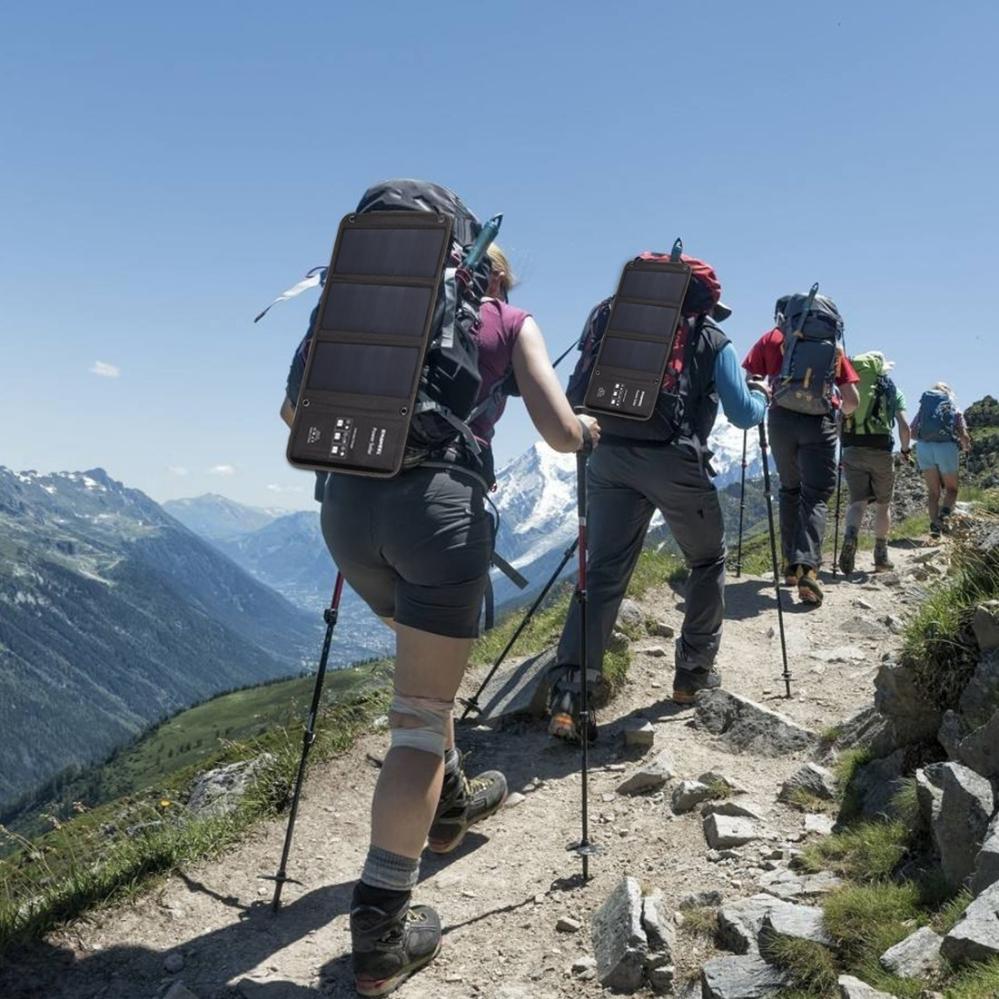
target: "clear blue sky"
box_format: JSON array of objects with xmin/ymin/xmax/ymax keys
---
[{"xmin": 2, "ymin": 1, "xmax": 996, "ymax": 510}]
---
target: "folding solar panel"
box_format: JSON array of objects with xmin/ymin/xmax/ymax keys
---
[
  {"xmin": 287, "ymin": 211, "xmax": 452, "ymax": 477},
  {"xmin": 583, "ymin": 257, "xmax": 692, "ymax": 420}
]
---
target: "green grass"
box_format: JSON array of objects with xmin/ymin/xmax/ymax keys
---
[
  {"xmin": 800, "ymin": 821, "xmax": 910, "ymax": 882},
  {"xmin": 834, "ymin": 747, "xmax": 874, "ymax": 820},
  {"xmin": 823, "ymin": 882, "xmax": 923, "ymax": 966},
  {"xmin": 680, "ymin": 906, "xmax": 719, "ymax": 938},
  {"xmin": 944, "ymin": 958, "xmax": 999, "ymax": 998},
  {"xmin": 765, "ymin": 937, "xmax": 838, "ymax": 996},
  {"xmin": 0, "ymin": 677, "xmax": 389, "ymax": 953}
]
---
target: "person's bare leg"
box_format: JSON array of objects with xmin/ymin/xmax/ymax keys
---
[
  {"xmin": 941, "ymin": 472, "xmax": 960, "ymax": 516},
  {"xmin": 370, "ymin": 624, "xmax": 471, "ymax": 859},
  {"xmin": 874, "ymin": 501, "xmax": 891, "ymax": 539},
  {"xmin": 923, "ymin": 469, "xmax": 942, "ymax": 523}
]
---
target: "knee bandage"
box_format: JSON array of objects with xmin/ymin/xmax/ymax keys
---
[{"xmin": 389, "ymin": 693, "xmax": 453, "ymax": 756}]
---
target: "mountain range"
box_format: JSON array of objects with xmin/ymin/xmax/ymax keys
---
[{"xmin": 0, "ymin": 468, "xmax": 318, "ymax": 808}]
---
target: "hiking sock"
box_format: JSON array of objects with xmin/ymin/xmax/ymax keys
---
[
  {"xmin": 360, "ymin": 847, "xmax": 420, "ymax": 893},
  {"xmin": 353, "ymin": 880, "xmax": 411, "ymax": 917},
  {"xmin": 873, "ymin": 538, "xmax": 893, "ymax": 571}
]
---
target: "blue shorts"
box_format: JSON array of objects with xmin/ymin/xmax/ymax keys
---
[{"xmin": 915, "ymin": 440, "xmax": 960, "ymax": 476}]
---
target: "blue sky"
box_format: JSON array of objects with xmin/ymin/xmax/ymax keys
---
[{"xmin": 2, "ymin": 1, "xmax": 996, "ymax": 510}]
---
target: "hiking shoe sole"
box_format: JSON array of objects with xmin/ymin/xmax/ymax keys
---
[
  {"xmin": 355, "ymin": 938, "xmax": 442, "ymax": 997},
  {"xmin": 798, "ymin": 578, "xmax": 823, "ymax": 606}
]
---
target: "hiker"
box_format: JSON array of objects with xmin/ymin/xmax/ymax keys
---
[
  {"xmin": 283, "ymin": 189, "xmax": 599, "ymax": 994},
  {"xmin": 547, "ymin": 249, "xmax": 771, "ymax": 742},
  {"xmin": 911, "ymin": 382, "xmax": 972, "ymax": 538},
  {"xmin": 742, "ymin": 291, "xmax": 860, "ymax": 607},
  {"xmin": 837, "ymin": 352, "xmax": 911, "ymax": 575}
]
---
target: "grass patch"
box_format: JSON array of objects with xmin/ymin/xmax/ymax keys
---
[
  {"xmin": 800, "ymin": 821, "xmax": 909, "ymax": 882},
  {"xmin": 765, "ymin": 936, "xmax": 838, "ymax": 995},
  {"xmin": 628, "ymin": 547, "xmax": 688, "ymax": 597},
  {"xmin": 932, "ymin": 889, "xmax": 973, "ymax": 935},
  {"xmin": 823, "ymin": 882, "xmax": 923, "ymax": 966},
  {"xmin": 784, "ymin": 787, "xmax": 837, "ymax": 814},
  {"xmin": 680, "ymin": 906, "xmax": 718, "ymax": 938},
  {"xmin": 834, "ymin": 747, "xmax": 874, "ymax": 819},
  {"xmin": 944, "ymin": 957, "xmax": 999, "ymax": 998},
  {"xmin": 0, "ymin": 684, "xmax": 389, "ymax": 953}
]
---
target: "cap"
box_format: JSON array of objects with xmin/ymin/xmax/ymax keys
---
[{"xmin": 712, "ymin": 301, "xmax": 732, "ymax": 322}]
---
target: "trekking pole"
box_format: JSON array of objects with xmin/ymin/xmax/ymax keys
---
[
  {"xmin": 735, "ymin": 429, "xmax": 748, "ymax": 578},
  {"xmin": 569, "ymin": 427, "xmax": 600, "ymax": 881},
  {"xmin": 758, "ymin": 423, "xmax": 793, "ymax": 699},
  {"xmin": 267, "ymin": 572, "xmax": 345, "ymax": 912},
  {"xmin": 832, "ymin": 445, "xmax": 843, "ymax": 579},
  {"xmin": 460, "ymin": 536, "xmax": 579, "ymax": 721}
]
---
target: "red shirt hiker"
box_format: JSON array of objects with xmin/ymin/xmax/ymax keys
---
[{"xmin": 743, "ymin": 328, "xmax": 860, "ymax": 408}]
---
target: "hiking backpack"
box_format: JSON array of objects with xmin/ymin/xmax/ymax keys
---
[
  {"xmin": 916, "ymin": 389, "xmax": 958, "ymax": 442},
  {"xmin": 772, "ymin": 284, "xmax": 844, "ymax": 416},
  {"xmin": 566, "ymin": 250, "xmax": 727, "ymax": 443},
  {"xmin": 842, "ymin": 352, "xmax": 899, "ymax": 443},
  {"xmin": 282, "ymin": 179, "xmax": 497, "ymax": 476}
]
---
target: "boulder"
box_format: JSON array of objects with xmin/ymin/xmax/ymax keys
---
[
  {"xmin": 695, "ymin": 690, "xmax": 817, "ymax": 756},
  {"xmin": 607, "ymin": 630, "xmax": 630, "ymax": 653},
  {"xmin": 590, "ymin": 876, "xmax": 647, "ymax": 991},
  {"xmin": 672, "ymin": 779, "xmax": 714, "ymax": 814},
  {"xmin": 878, "ymin": 925, "xmax": 943, "ymax": 977},
  {"xmin": 680, "ymin": 889, "xmax": 723, "ymax": 909},
  {"xmin": 624, "ymin": 721, "xmax": 655, "ymax": 749},
  {"xmin": 956, "ymin": 709, "xmax": 999, "ymax": 781},
  {"xmin": 938, "ymin": 709, "xmax": 967, "ymax": 760},
  {"xmin": 834, "ymin": 707, "xmax": 897, "ymax": 758},
  {"xmin": 838, "ymin": 975, "xmax": 893, "ymax": 998},
  {"xmin": 698, "ymin": 771, "xmax": 748, "ymax": 795},
  {"xmin": 972, "ymin": 600, "xmax": 999, "ymax": 652},
  {"xmin": 704, "ymin": 814, "xmax": 758, "ymax": 850},
  {"xmin": 187, "ymin": 754, "xmax": 274, "ymax": 818},
  {"xmin": 616, "ymin": 750, "xmax": 677, "ymax": 795},
  {"xmin": 959, "ymin": 648, "xmax": 999, "ymax": 729},
  {"xmin": 850, "ymin": 749, "xmax": 909, "ymax": 819},
  {"xmin": 972, "ymin": 813, "xmax": 999, "ymax": 897},
  {"xmin": 717, "ymin": 894, "xmax": 786, "ymax": 954},
  {"xmin": 874, "ymin": 660, "xmax": 941, "ymax": 744},
  {"xmin": 760, "ymin": 903, "xmax": 831, "ymax": 948},
  {"xmin": 701, "ymin": 955, "xmax": 790, "ymax": 999},
  {"xmin": 703, "ymin": 799, "xmax": 763, "ymax": 821},
  {"xmin": 804, "ymin": 813, "xmax": 836, "ymax": 836},
  {"xmin": 921, "ymin": 762, "xmax": 995, "ymax": 891},
  {"xmin": 617, "ymin": 598, "xmax": 645, "ymax": 633},
  {"xmin": 779, "ymin": 763, "xmax": 837, "ymax": 803},
  {"xmin": 758, "ymin": 869, "xmax": 843, "ymax": 901},
  {"xmin": 941, "ymin": 880, "xmax": 999, "ymax": 965},
  {"xmin": 642, "ymin": 890, "xmax": 676, "ymax": 972}
]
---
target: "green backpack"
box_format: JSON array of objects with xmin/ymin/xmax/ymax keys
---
[{"xmin": 844, "ymin": 352, "xmax": 899, "ymax": 438}]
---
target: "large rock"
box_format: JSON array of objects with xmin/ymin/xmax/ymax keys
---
[
  {"xmin": 779, "ymin": 763, "xmax": 837, "ymax": 803},
  {"xmin": 956, "ymin": 709, "xmax": 999, "ymax": 781},
  {"xmin": 704, "ymin": 814, "xmax": 758, "ymax": 850},
  {"xmin": 695, "ymin": 690, "xmax": 817, "ymax": 756},
  {"xmin": 671, "ymin": 779, "xmax": 714, "ymax": 814},
  {"xmin": 972, "ymin": 601, "xmax": 999, "ymax": 652},
  {"xmin": 701, "ymin": 955, "xmax": 790, "ymax": 999},
  {"xmin": 941, "ymin": 880, "xmax": 999, "ymax": 965},
  {"xmin": 938, "ymin": 709, "xmax": 966, "ymax": 760},
  {"xmin": 717, "ymin": 894, "xmax": 787, "ymax": 954},
  {"xmin": 473, "ymin": 647, "xmax": 557, "ymax": 723},
  {"xmin": 616, "ymin": 750, "xmax": 677, "ymax": 795},
  {"xmin": 838, "ymin": 975, "xmax": 893, "ymax": 998},
  {"xmin": 850, "ymin": 749, "xmax": 908, "ymax": 819},
  {"xmin": 187, "ymin": 755, "xmax": 274, "ymax": 818},
  {"xmin": 834, "ymin": 707, "xmax": 897, "ymax": 759},
  {"xmin": 617, "ymin": 598, "xmax": 645, "ymax": 633},
  {"xmin": 959, "ymin": 649, "xmax": 999, "ymax": 730},
  {"xmin": 758, "ymin": 869, "xmax": 843, "ymax": 901},
  {"xmin": 874, "ymin": 660, "xmax": 941, "ymax": 744},
  {"xmin": 878, "ymin": 925, "xmax": 943, "ymax": 977},
  {"xmin": 972, "ymin": 814, "xmax": 999, "ymax": 896},
  {"xmin": 760, "ymin": 903, "xmax": 831, "ymax": 948},
  {"xmin": 590, "ymin": 876, "xmax": 647, "ymax": 991},
  {"xmin": 920, "ymin": 762, "xmax": 995, "ymax": 891},
  {"xmin": 642, "ymin": 890, "xmax": 676, "ymax": 994},
  {"xmin": 703, "ymin": 799, "xmax": 763, "ymax": 821}
]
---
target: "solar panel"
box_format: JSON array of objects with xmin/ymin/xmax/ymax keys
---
[
  {"xmin": 286, "ymin": 211, "xmax": 452, "ymax": 476},
  {"xmin": 583, "ymin": 257, "xmax": 692, "ymax": 421}
]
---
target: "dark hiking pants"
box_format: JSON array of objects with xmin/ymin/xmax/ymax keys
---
[
  {"xmin": 768, "ymin": 406, "xmax": 838, "ymax": 570},
  {"xmin": 556, "ymin": 441, "xmax": 726, "ymax": 679}
]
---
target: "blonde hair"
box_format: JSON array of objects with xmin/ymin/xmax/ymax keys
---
[
  {"xmin": 934, "ymin": 382, "xmax": 954, "ymax": 396},
  {"xmin": 487, "ymin": 243, "xmax": 517, "ymax": 300}
]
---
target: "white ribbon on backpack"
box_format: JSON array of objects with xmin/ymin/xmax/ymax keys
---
[{"xmin": 253, "ymin": 266, "xmax": 327, "ymax": 323}]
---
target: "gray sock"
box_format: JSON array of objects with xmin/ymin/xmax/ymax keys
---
[
  {"xmin": 443, "ymin": 748, "xmax": 461, "ymax": 776},
  {"xmin": 361, "ymin": 846, "xmax": 420, "ymax": 892}
]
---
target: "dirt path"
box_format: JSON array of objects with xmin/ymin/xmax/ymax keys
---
[{"xmin": 2, "ymin": 540, "xmax": 939, "ymax": 999}]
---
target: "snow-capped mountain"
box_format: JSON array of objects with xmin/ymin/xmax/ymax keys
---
[{"xmin": 493, "ymin": 415, "xmax": 760, "ymax": 563}]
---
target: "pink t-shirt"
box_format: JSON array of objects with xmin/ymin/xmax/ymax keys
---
[{"xmin": 469, "ymin": 299, "xmax": 529, "ymax": 445}]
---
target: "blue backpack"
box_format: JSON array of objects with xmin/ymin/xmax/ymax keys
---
[
  {"xmin": 773, "ymin": 284, "xmax": 844, "ymax": 417},
  {"xmin": 916, "ymin": 389, "xmax": 957, "ymax": 442}
]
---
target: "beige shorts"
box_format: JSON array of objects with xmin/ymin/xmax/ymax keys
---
[{"xmin": 842, "ymin": 446, "xmax": 895, "ymax": 505}]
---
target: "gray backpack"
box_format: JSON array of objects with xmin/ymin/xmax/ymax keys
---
[{"xmin": 773, "ymin": 283, "xmax": 844, "ymax": 416}]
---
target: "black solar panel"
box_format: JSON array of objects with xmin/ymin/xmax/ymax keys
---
[
  {"xmin": 583, "ymin": 257, "xmax": 692, "ymax": 421},
  {"xmin": 287, "ymin": 211, "xmax": 452, "ymax": 476}
]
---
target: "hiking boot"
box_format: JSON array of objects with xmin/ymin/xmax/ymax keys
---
[
  {"xmin": 930, "ymin": 520, "xmax": 942, "ymax": 540},
  {"xmin": 940, "ymin": 507, "xmax": 953, "ymax": 534},
  {"xmin": 427, "ymin": 755, "xmax": 507, "ymax": 854},
  {"xmin": 781, "ymin": 563, "xmax": 798, "ymax": 587},
  {"xmin": 797, "ymin": 567, "xmax": 823, "ymax": 606},
  {"xmin": 873, "ymin": 539, "xmax": 894, "ymax": 572},
  {"xmin": 351, "ymin": 891, "xmax": 442, "ymax": 997},
  {"xmin": 672, "ymin": 667, "xmax": 722, "ymax": 705},
  {"xmin": 547, "ymin": 667, "xmax": 600, "ymax": 744},
  {"xmin": 838, "ymin": 533, "xmax": 858, "ymax": 576}
]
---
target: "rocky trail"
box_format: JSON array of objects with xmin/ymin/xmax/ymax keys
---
[{"xmin": 0, "ymin": 538, "xmax": 968, "ymax": 998}]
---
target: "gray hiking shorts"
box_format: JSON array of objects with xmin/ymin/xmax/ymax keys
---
[
  {"xmin": 843, "ymin": 446, "xmax": 895, "ymax": 506},
  {"xmin": 320, "ymin": 465, "xmax": 493, "ymax": 639}
]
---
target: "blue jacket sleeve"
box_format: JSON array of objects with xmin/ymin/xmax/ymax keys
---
[{"xmin": 715, "ymin": 343, "xmax": 767, "ymax": 429}]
